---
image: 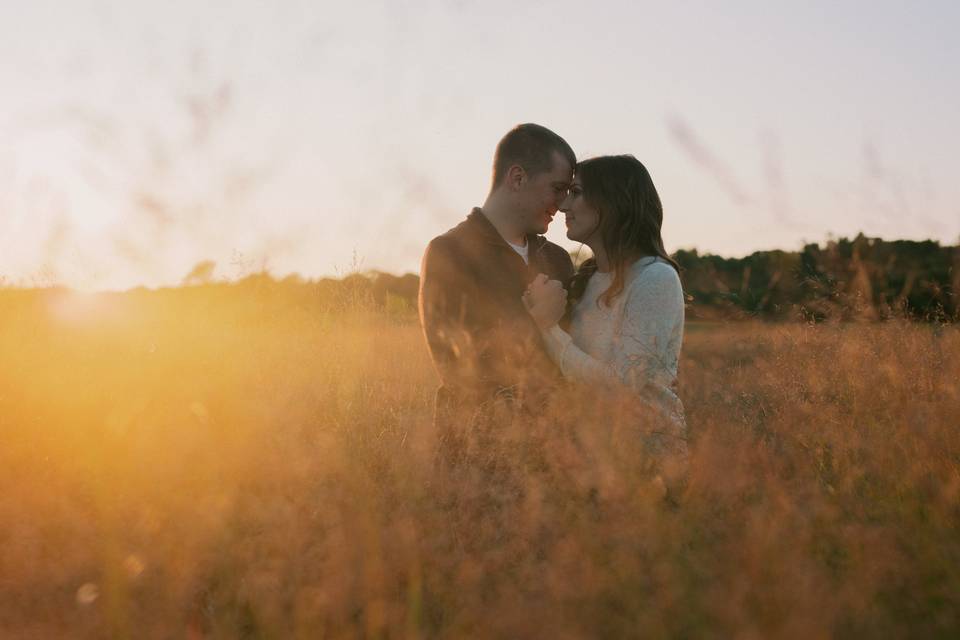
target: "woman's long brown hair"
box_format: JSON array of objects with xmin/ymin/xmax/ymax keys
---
[{"xmin": 566, "ymin": 155, "xmax": 680, "ymax": 313}]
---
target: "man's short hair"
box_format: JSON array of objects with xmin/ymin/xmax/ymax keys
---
[{"xmin": 491, "ymin": 123, "xmax": 575, "ymax": 188}]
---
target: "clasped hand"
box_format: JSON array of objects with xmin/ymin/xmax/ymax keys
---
[{"xmin": 522, "ymin": 273, "xmax": 567, "ymax": 330}]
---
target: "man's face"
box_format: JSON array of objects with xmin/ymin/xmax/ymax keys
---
[{"xmin": 516, "ymin": 151, "xmax": 573, "ymax": 236}]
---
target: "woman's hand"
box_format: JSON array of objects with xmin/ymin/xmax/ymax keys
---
[{"xmin": 523, "ymin": 273, "xmax": 567, "ymax": 330}]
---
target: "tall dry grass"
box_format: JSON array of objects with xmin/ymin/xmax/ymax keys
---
[{"xmin": 1, "ymin": 287, "xmax": 958, "ymax": 638}]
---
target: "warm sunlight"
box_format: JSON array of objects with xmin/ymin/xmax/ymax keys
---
[
  {"xmin": 2, "ymin": 2, "xmax": 959, "ymax": 638},
  {"xmin": 46, "ymin": 289, "xmax": 118, "ymax": 325}
]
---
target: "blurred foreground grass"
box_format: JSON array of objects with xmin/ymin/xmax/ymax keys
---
[{"xmin": 1, "ymin": 287, "xmax": 958, "ymax": 638}]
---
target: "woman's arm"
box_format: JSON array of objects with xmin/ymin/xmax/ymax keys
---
[
  {"xmin": 540, "ymin": 263, "xmax": 684, "ymax": 389},
  {"xmin": 540, "ymin": 324, "xmax": 618, "ymax": 382}
]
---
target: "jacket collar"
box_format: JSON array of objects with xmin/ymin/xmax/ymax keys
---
[{"xmin": 466, "ymin": 207, "xmax": 548, "ymax": 255}]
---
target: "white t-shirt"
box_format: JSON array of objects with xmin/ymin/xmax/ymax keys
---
[{"xmin": 507, "ymin": 239, "xmax": 529, "ymax": 264}]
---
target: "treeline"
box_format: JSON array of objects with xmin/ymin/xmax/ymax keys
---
[
  {"xmin": 2, "ymin": 234, "xmax": 957, "ymax": 322},
  {"xmin": 676, "ymin": 234, "xmax": 959, "ymax": 321}
]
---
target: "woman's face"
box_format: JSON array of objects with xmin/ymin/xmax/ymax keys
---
[{"xmin": 560, "ymin": 178, "xmax": 601, "ymax": 243}]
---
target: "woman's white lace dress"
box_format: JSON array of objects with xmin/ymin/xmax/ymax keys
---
[{"xmin": 541, "ymin": 257, "xmax": 688, "ymax": 453}]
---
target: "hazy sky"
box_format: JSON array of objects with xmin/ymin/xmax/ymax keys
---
[{"xmin": 2, "ymin": 0, "xmax": 958, "ymax": 290}]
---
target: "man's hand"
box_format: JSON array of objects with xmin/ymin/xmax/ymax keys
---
[{"xmin": 523, "ymin": 273, "xmax": 567, "ymax": 330}]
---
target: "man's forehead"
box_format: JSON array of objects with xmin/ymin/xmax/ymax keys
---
[{"xmin": 548, "ymin": 151, "xmax": 574, "ymax": 177}]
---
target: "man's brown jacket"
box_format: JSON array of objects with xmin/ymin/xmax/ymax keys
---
[{"xmin": 418, "ymin": 208, "xmax": 574, "ymax": 410}]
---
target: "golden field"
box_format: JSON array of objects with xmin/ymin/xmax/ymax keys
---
[{"xmin": 1, "ymin": 284, "xmax": 958, "ymax": 639}]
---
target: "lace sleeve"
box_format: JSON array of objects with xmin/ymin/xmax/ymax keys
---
[
  {"xmin": 540, "ymin": 325, "xmax": 619, "ymax": 382},
  {"xmin": 614, "ymin": 264, "xmax": 684, "ymax": 391},
  {"xmin": 539, "ymin": 263, "xmax": 684, "ymax": 391}
]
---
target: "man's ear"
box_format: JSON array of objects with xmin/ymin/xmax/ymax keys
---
[{"xmin": 506, "ymin": 164, "xmax": 527, "ymax": 191}]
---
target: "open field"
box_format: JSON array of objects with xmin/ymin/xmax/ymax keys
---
[{"xmin": 1, "ymin": 287, "xmax": 959, "ymax": 638}]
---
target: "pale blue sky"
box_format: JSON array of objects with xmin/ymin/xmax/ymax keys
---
[{"xmin": 1, "ymin": 0, "xmax": 958, "ymax": 290}]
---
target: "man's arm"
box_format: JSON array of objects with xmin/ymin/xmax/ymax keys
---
[{"xmin": 418, "ymin": 237, "xmax": 477, "ymax": 390}]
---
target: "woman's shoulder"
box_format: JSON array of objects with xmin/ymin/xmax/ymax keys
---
[
  {"xmin": 621, "ymin": 258, "xmax": 684, "ymax": 314},
  {"xmin": 628, "ymin": 257, "xmax": 681, "ymax": 288}
]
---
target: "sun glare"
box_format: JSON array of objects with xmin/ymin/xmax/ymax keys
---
[{"xmin": 47, "ymin": 289, "xmax": 116, "ymax": 326}]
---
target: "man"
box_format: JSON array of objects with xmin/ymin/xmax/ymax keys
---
[{"xmin": 418, "ymin": 123, "xmax": 575, "ymax": 450}]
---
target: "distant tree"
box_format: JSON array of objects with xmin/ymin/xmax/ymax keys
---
[{"xmin": 182, "ymin": 260, "xmax": 216, "ymax": 286}]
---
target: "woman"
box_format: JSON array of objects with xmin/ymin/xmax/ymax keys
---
[{"xmin": 524, "ymin": 155, "xmax": 687, "ymax": 458}]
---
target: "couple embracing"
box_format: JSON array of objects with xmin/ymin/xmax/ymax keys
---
[{"xmin": 419, "ymin": 123, "xmax": 687, "ymax": 479}]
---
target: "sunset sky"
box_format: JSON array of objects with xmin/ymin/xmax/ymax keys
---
[{"xmin": 2, "ymin": 0, "xmax": 958, "ymax": 291}]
